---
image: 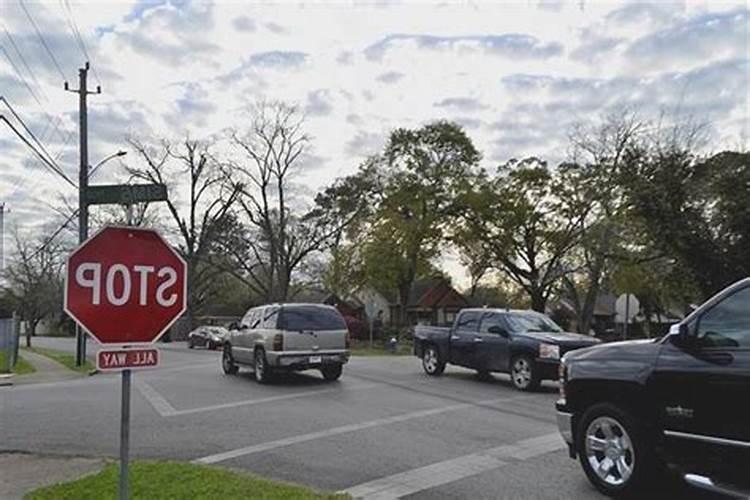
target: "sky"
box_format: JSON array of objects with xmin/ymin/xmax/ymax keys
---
[{"xmin": 0, "ymin": 0, "xmax": 748, "ymax": 286}]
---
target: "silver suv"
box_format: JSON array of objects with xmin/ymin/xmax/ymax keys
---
[{"xmin": 221, "ymin": 303, "xmax": 350, "ymax": 383}]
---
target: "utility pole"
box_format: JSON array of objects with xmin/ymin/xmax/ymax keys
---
[
  {"xmin": 0, "ymin": 203, "xmax": 5, "ymax": 272},
  {"xmin": 66, "ymin": 62, "xmax": 100, "ymax": 367}
]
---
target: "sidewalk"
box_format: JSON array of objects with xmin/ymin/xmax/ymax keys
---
[
  {"xmin": 0, "ymin": 452, "xmax": 106, "ymax": 499},
  {"xmin": 10, "ymin": 349, "xmax": 85, "ymax": 385}
]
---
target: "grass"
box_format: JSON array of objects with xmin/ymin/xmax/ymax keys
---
[
  {"xmin": 0, "ymin": 351, "xmax": 36, "ymax": 375},
  {"xmin": 25, "ymin": 460, "xmax": 349, "ymax": 500},
  {"xmin": 22, "ymin": 346, "xmax": 94, "ymax": 373},
  {"xmin": 350, "ymin": 340, "xmax": 412, "ymax": 356}
]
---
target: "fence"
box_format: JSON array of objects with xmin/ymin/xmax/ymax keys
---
[{"xmin": 0, "ymin": 315, "xmax": 20, "ymax": 373}]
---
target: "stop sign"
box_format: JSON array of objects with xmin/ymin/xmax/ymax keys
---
[{"xmin": 64, "ymin": 226, "xmax": 187, "ymax": 345}]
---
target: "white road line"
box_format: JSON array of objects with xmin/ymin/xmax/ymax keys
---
[
  {"xmin": 343, "ymin": 432, "xmax": 565, "ymax": 499},
  {"xmin": 192, "ymin": 395, "xmax": 523, "ymax": 465},
  {"xmin": 135, "ymin": 381, "xmax": 178, "ymax": 416},
  {"xmin": 169, "ymin": 382, "xmax": 380, "ymax": 417}
]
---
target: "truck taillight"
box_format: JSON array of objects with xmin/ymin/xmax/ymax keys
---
[
  {"xmin": 345, "ymin": 331, "xmax": 351, "ymax": 349},
  {"xmin": 273, "ymin": 333, "xmax": 283, "ymax": 351},
  {"xmin": 558, "ymin": 360, "xmax": 567, "ymax": 402}
]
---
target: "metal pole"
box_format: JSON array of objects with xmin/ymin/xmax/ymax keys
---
[
  {"xmin": 76, "ymin": 63, "xmax": 90, "ymax": 367},
  {"xmin": 119, "ymin": 368, "xmax": 131, "ymax": 500}
]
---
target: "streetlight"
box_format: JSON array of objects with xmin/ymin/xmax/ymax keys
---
[{"xmin": 89, "ymin": 150, "xmax": 127, "ymax": 179}]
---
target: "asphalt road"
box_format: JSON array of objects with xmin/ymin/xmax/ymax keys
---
[{"xmin": 1, "ymin": 337, "xmax": 720, "ymax": 499}]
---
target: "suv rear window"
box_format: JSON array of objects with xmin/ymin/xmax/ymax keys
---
[{"xmin": 278, "ymin": 306, "xmax": 347, "ymax": 331}]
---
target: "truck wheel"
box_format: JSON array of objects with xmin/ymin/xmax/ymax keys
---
[
  {"xmin": 254, "ymin": 348, "xmax": 272, "ymax": 384},
  {"xmin": 221, "ymin": 345, "xmax": 238, "ymax": 375},
  {"xmin": 321, "ymin": 364, "xmax": 343, "ymax": 381},
  {"xmin": 510, "ymin": 355, "xmax": 540, "ymax": 391},
  {"xmin": 187, "ymin": 338, "xmax": 194, "ymax": 349},
  {"xmin": 422, "ymin": 344, "xmax": 445, "ymax": 376},
  {"xmin": 576, "ymin": 403, "xmax": 656, "ymax": 497}
]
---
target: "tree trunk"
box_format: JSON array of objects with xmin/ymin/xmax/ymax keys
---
[
  {"xmin": 398, "ymin": 283, "xmax": 410, "ymax": 327},
  {"xmin": 26, "ymin": 319, "xmax": 39, "ymax": 347},
  {"xmin": 530, "ymin": 289, "xmax": 546, "ymax": 313}
]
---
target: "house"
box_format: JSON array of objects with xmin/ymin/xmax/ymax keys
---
[{"xmin": 389, "ymin": 278, "xmax": 469, "ymax": 327}]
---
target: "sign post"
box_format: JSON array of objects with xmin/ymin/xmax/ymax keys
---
[
  {"xmin": 615, "ymin": 293, "xmax": 640, "ymax": 340},
  {"xmin": 64, "ymin": 226, "xmax": 186, "ymax": 499}
]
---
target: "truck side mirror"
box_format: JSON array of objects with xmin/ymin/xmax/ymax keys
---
[
  {"xmin": 488, "ymin": 325, "xmax": 509, "ymax": 337},
  {"xmin": 669, "ymin": 322, "xmax": 691, "ymax": 345}
]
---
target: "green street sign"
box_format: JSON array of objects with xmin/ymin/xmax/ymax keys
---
[{"xmin": 87, "ymin": 184, "xmax": 168, "ymax": 206}]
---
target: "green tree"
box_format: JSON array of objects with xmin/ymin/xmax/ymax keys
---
[{"xmin": 458, "ymin": 157, "xmax": 588, "ymax": 312}]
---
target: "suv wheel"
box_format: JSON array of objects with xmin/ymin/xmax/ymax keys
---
[
  {"xmin": 187, "ymin": 338, "xmax": 194, "ymax": 349},
  {"xmin": 422, "ymin": 344, "xmax": 445, "ymax": 376},
  {"xmin": 254, "ymin": 349, "xmax": 272, "ymax": 384},
  {"xmin": 510, "ymin": 355, "xmax": 540, "ymax": 391},
  {"xmin": 577, "ymin": 403, "xmax": 655, "ymax": 496},
  {"xmin": 321, "ymin": 364, "xmax": 343, "ymax": 381},
  {"xmin": 221, "ymin": 345, "xmax": 238, "ymax": 375}
]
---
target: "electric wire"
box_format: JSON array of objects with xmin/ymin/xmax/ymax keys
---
[{"xmin": 18, "ymin": 0, "xmax": 68, "ymax": 83}]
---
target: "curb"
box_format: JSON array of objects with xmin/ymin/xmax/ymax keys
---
[{"xmin": 0, "ymin": 373, "xmax": 14, "ymax": 387}]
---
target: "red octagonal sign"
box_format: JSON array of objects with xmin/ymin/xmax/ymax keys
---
[{"xmin": 64, "ymin": 226, "xmax": 187, "ymax": 345}]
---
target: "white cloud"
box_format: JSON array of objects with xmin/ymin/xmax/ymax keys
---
[{"xmin": 0, "ymin": 0, "xmax": 746, "ymax": 287}]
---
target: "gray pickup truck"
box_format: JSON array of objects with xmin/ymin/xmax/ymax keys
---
[
  {"xmin": 414, "ymin": 308, "xmax": 600, "ymax": 391},
  {"xmin": 222, "ymin": 303, "xmax": 350, "ymax": 383}
]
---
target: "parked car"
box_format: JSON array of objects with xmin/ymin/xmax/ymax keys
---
[
  {"xmin": 557, "ymin": 278, "xmax": 750, "ymax": 497},
  {"xmin": 187, "ymin": 326, "xmax": 228, "ymax": 350},
  {"xmin": 414, "ymin": 308, "xmax": 600, "ymax": 390},
  {"xmin": 222, "ymin": 303, "xmax": 350, "ymax": 383}
]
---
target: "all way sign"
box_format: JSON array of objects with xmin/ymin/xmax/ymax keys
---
[{"xmin": 97, "ymin": 348, "xmax": 160, "ymax": 371}]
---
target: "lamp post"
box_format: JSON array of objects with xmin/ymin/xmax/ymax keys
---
[{"xmin": 75, "ymin": 149, "xmax": 128, "ymax": 367}]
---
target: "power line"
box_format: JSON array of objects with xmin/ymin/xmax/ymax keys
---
[
  {"xmin": 0, "ymin": 45, "xmax": 43, "ymax": 107},
  {"xmin": 18, "ymin": 0, "xmax": 68, "ymax": 83},
  {"xmin": 28, "ymin": 208, "xmax": 78, "ymax": 261},
  {"xmin": 0, "ymin": 115, "xmax": 77, "ymax": 188},
  {"xmin": 61, "ymin": 0, "xmax": 101, "ymax": 86},
  {"xmin": 3, "ymin": 26, "xmax": 45, "ymax": 96},
  {"xmin": 1, "ymin": 96, "xmax": 62, "ymax": 170}
]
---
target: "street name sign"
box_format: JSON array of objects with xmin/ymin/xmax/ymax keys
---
[
  {"xmin": 97, "ymin": 348, "xmax": 160, "ymax": 371},
  {"xmin": 86, "ymin": 183, "xmax": 167, "ymax": 206},
  {"xmin": 64, "ymin": 226, "xmax": 187, "ymax": 345}
]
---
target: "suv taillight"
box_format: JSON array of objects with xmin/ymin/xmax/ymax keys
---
[
  {"xmin": 273, "ymin": 333, "xmax": 284, "ymax": 351},
  {"xmin": 345, "ymin": 331, "xmax": 351, "ymax": 349}
]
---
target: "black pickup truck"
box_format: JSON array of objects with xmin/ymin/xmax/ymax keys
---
[
  {"xmin": 557, "ymin": 278, "xmax": 750, "ymax": 498},
  {"xmin": 413, "ymin": 308, "xmax": 600, "ymax": 391}
]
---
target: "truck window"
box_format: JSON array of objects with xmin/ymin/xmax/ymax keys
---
[
  {"xmin": 455, "ymin": 311, "xmax": 481, "ymax": 333},
  {"xmin": 278, "ymin": 306, "xmax": 347, "ymax": 331},
  {"xmin": 479, "ymin": 312, "xmax": 508, "ymax": 334},
  {"xmin": 697, "ymin": 286, "xmax": 750, "ymax": 348},
  {"xmin": 262, "ymin": 307, "xmax": 279, "ymax": 329}
]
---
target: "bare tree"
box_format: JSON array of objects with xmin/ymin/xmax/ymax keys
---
[
  {"xmin": 126, "ymin": 137, "xmax": 242, "ymax": 325},
  {"xmin": 2, "ymin": 228, "xmax": 65, "ymax": 346},
  {"xmin": 222, "ymin": 102, "xmax": 350, "ymax": 302}
]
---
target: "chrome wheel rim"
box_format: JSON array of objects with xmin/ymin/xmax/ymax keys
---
[
  {"xmin": 512, "ymin": 358, "xmax": 531, "ymax": 388},
  {"xmin": 255, "ymin": 352, "xmax": 264, "ymax": 381},
  {"xmin": 423, "ymin": 348, "xmax": 438, "ymax": 373},
  {"xmin": 585, "ymin": 416, "xmax": 635, "ymax": 486}
]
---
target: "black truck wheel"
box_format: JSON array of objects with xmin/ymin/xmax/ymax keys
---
[
  {"xmin": 422, "ymin": 344, "xmax": 445, "ymax": 376},
  {"xmin": 221, "ymin": 345, "xmax": 238, "ymax": 375},
  {"xmin": 510, "ymin": 355, "xmax": 540, "ymax": 391},
  {"xmin": 576, "ymin": 403, "xmax": 656, "ymax": 497},
  {"xmin": 254, "ymin": 348, "xmax": 273, "ymax": 384},
  {"xmin": 321, "ymin": 364, "xmax": 343, "ymax": 381}
]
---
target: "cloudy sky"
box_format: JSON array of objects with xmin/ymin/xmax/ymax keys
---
[{"xmin": 0, "ymin": 0, "xmax": 747, "ymax": 281}]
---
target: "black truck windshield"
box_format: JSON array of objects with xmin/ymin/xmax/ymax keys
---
[
  {"xmin": 506, "ymin": 312, "xmax": 563, "ymax": 334},
  {"xmin": 279, "ymin": 306, "xmax": 347, "ymax": 331}
]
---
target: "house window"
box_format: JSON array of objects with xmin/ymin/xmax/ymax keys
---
[{"xmin": 445, "ymin": 312, "xmax": 456, "ymax": 324}]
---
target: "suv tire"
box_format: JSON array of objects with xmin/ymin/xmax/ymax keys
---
[
  {"xmin": 221, "ymin": 345, "xmax": 239, "ymax": 375},
  {"xmin": 321, "ymin": 364, "xmax": 343, "ymax": 381},
  {"xmin": 254, "ymin": 348, "xmax": 272, "ymax": 384},
  {"xmin": 576, "ymin": 402, "xmax": 656, "ymax": 497}
]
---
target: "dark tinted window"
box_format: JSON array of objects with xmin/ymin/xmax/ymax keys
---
[
  {"xmin": 697, "ymin": 286, "xmax": 750, "ymax": 348},
  {"xmin": 455, "ymin": 311, "xmax": 481, "ymax": 333},
  {"xmin": 479, "ymin": 312, "xmax": 508, "ymax": 334},
  {"xmin": 505, "ymin": 312, "xmax": 562, "ymax": 334},
  {"xmin": 278, "ymin": 306, "xmax": 346, "ymax": 331}
]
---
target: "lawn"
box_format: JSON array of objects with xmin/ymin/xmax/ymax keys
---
[
  {"xmin": 26, "ymin": 461, "xmax": 348, "ymax": 500},
  {"xmin": 0, "ymin": 351, "xmax": 35, "ymax": 375},
  {"xmin": 22, "ymin": 346, "xmax": 94, "ymax": 373},
  {"xmin": 349, "ymin": 340, "xmax": 412, "ymax": 356}
]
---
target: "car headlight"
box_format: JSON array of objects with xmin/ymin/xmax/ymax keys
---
[{"xmin": 539, "ymin": 343, "xmax": 560, "ymax": 359}]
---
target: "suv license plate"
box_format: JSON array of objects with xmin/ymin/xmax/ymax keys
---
[{"xmin": 309, "ymin": 356, "xmax": 322, "ymax": 364}]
